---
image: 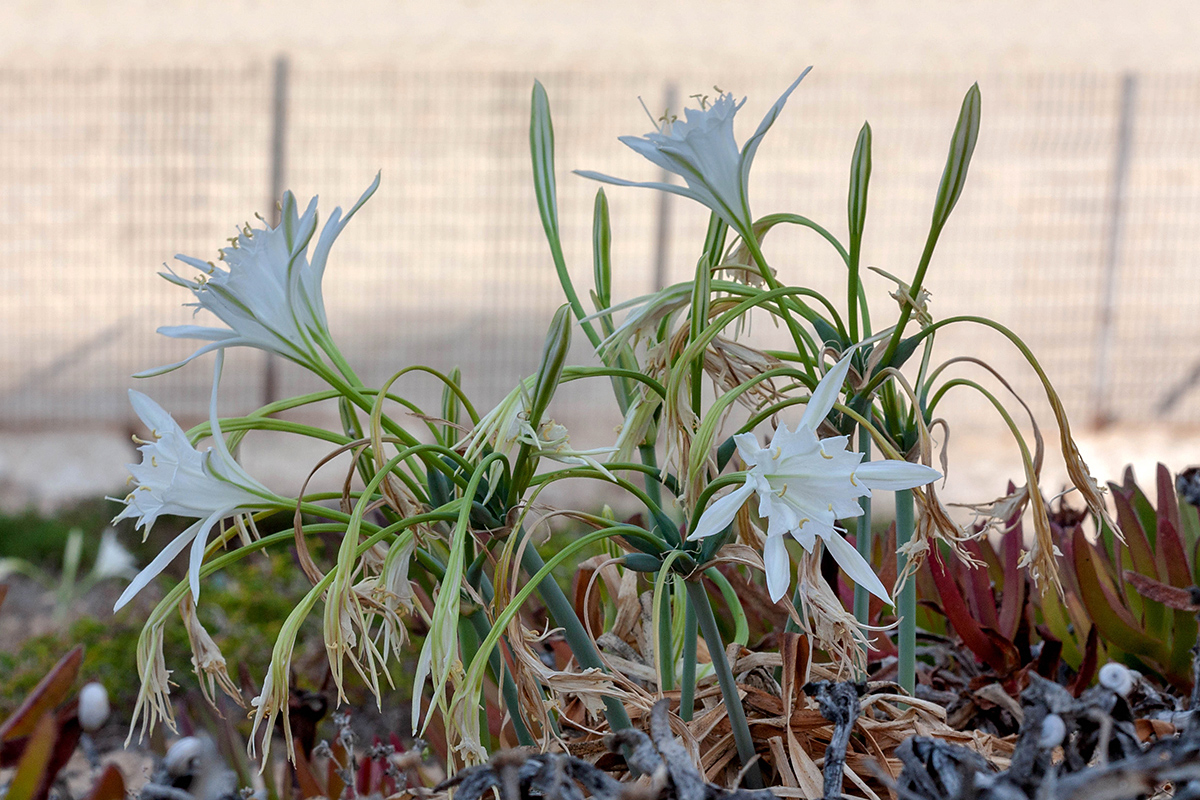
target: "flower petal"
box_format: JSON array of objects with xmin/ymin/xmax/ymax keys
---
[
  {"xmin": 821, "ymin": 530, "xmax": 892, "ymax": 604},
  {"xmin": 764, "ymin": 534, "xmax": 793, "ymax": 603},
  {"xmin": 155, "ymin": 325, "xmax": 242, "ymax": 343},
  {"xmin": 855, "ymin": 460, "xmax": 941, "ymax": 491},
  {"xmin": 688, "ymin": 479, "xmax": 756, "ymax": 541},
  {"xmin": 739, "ymin": 69, "xmax": 812, "ymax": 200},
  {"xmin": 799, "ymin": 351, "xmax": 854, "ymax": 432},
  {"xmin": 573, "ymin": 170, "xmax": 707, "ymax": 207},
  {"xmin": 114, "ymin": 518, "xmax": 204, "ymax": 611},
  {"xmin": 187, "ymin": 510, "xmax": 226, "ymax": 603},
  {"xmin": 133, "ymin": 337, "xmax": 245, "ymax": 378}
]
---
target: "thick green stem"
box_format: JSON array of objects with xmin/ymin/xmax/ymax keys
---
[
  {"xmin": 658, "ymin": 587, "xmax": 674, "ymax": 692},
  {"xmin": 680, "ymin": 598, "xmax": 697, "ymax": 721},
  {"xmin": 519, "ymin": 540, "xmax": 632, "ymax": 731},
  {"xmin": 895, "ymin": 489, "xmax": 916, "ymax": 695},
  {"xmin": 853, "ymin": 428, "xmax": 874, "ymax": 648},
  {"xmin": 686, "ymin": 581, "xmax": 763, "ymax": 789}
]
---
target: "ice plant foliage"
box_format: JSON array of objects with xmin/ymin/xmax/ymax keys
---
[
  {"xmin": 112, "ymin": 377, "xmax": 273, "ymax": 611},
  {"xmin": 575, "ymin": 70, "xmax": 811, "ymax": 239},
  {"xmin": 688, "ymin": 353, "xmax": 941, "ymax": 603},
  {"xmin": 140, "ymin": 175, "xmax": 380, "ymax": 377}
]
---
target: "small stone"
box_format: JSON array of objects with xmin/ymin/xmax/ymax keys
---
[{"xmin": 78, "ymin": 682, "xmax": 110, "ymax": 732}]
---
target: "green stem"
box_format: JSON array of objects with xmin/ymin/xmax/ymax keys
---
[
  {"xmin": 680, "ymin": 597, "xmax": 697, "ymax": 721},
  {"xmin": 853, "ymin": 427, "xmax": 874, "ymax": 647},
  {"xmin": 742, "ymin": 236, "xmax": 818, "ymax": 367},
  {"xmin": 658, "ymin": 586, "xmax": 675, "ymax": 693},
  {"xmin": 519, "ymin": 537, "xmax": 632, "ymax": 731},
  {"xmin": 465, "ymin": 609, "xmax": 533, "ymax": 746},
  {"xmin": 686, "ymin": 581, "xmax": 763, "ymax": 789},
  {"xmin": 895, "ymin": 488, "xmax": 916, "ymax": 695}
]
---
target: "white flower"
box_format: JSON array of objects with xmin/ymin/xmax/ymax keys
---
[
  {"xmin": 139, "ymin": 175, "xmax": 380, "ymax": 377},
  {"xmin": 688, "ymin": 352, "xmax": 941, "ymax": 604},
  {"xmin": 575, "ymin": 70, "xmax": 810, "ymax": 238},
  {"xmin": 112, "ymin": 368, "xmax": 272, "ymax": 610},
  {"xmin": 91, "ymin": 528, "xmax": 137, "ymax": 581},
  {"xmin": 462, "ymin": 385, "xmax": 617, "ymax": 481}
]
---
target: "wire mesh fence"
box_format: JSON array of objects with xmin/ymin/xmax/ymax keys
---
[{"xmin": 0, "ymin": 63, "xmax": 1196, "ymax": 438}]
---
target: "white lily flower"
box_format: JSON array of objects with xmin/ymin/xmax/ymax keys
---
[
  {"xmin": 91, "ymin": 528, "xmax": 137, "ymax": 581},
  {"xmin": 688, "ymin": 352, "xmax": 941, "ymax": 604},
  {"xmin": 575, "ymin": 70, "xmax": 810, "ymax": 238},
  {"xmin": 113, "ymin": 357, "xmax": 273, "ymax": 610},
  {"xmin": 139, "ymin": 175, "xmax": 380, "ymax": 377},
  {"xmin": 462, "ymin": 385, "xmax": 617, "ymax": 481}
]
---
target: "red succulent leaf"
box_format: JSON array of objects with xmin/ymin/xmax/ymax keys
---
[
  {"xmin": 0, "ymin": 646, "xmax": 82, "ymax": 744},
  {"xmin": 1069, "ymin": 626, "xmax": 1100, "ymax": 697},
  {"xmin": 1071, "ymin": 526, "xmax": 1165, "ymax": 661},
  {"xmin": 6, "ymin": 714, "xmax": 56, "ymax": 800},
  {"xmin": 929, "ymin": 547, "xmax": 1018, "ymax": 674},
  {"xmin": 82, "ymin": 764, "xmax": 125, "ymax": 800},
  {"xmin": 1125, "ymin": 571, "xmax": 1197, "ymax": 610}
]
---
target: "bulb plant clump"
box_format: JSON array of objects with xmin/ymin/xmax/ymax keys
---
[{"xmin": 107, "ymin": 69, "xmax": 1133, "ymax": 793}]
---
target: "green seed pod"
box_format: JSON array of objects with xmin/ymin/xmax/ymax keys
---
[
  {"xmin": 528, "ymin": 304, "xmax": 572, "ymax": 429},
  {"xmin": 622, "ymin": 553, "xmax": 664, "ymax": 573}
]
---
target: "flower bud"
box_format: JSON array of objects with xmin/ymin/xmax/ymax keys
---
[{"xmin": 528, "ymin": 304, "xmax": 572, "ymax": 430}]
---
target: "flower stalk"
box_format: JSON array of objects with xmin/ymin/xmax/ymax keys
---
[
  {"xmin": 686, "ymin": 580, "xmax": 763, "ymax": 789},
  {"xmin": 895, "ymin": 488, "xmax": 917, "ymax": 695}
]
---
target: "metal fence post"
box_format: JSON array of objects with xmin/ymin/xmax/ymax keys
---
[
  {"xmin": 651, "ymin": 82, "xmax": 677, "ymax": 291},
  {"xmin": 1091, "ymin": 72, "xmax": 1137, "ymax": 427},
  {"xmin": 262, "ymin": 54, "xmax": 290, "ymax": 407}
]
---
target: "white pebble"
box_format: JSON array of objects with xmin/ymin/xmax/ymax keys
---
[
  {"xmin": 1099, "ymin": 662, "xmax": 1134, "ymax": 696},
  {"xmin": 78, "ymin": 682, "xmax": 110, "ymax": 732},
  {"xmin": 1038, "ymin": 713, "xmax": 1066, "ymax": 748},
  {"xmin": 164, "ymin": 736, "xmax": 207, "ymax": 778}
]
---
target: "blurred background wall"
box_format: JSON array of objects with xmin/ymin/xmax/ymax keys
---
[{"xmin": 2, "ymin": 1, "xmax": 1199, "ymax": 511}]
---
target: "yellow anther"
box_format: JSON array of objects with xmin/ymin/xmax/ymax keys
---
[
  {"xmin": 797, "ymin": 518, "xmax": 809, "ymax": 528},
  {"xmin": 771, "ymin": 445, "xmax": 782, "ymax": 459},
  {"xmin": 820, "ymin": 448, "xmax": 833, "ymax": 460},
  {"xmin": 850, "ymin": 473, "xmax": 858, "ymax": 486},
  {"xmin": 255, "ymin": 211, "xmax": 266, "ymax": 223},
  {"xmin": 828, "ymin": 503, "xmax": 834, "ymax": 512},
  {"xmin": 131, "ymin": 434, "xmax": 148, "ymax": 445},
  {"xmin": 205, "ymin": 261, "xmax": 216, "ymax": 274},
  {"xmin": 775, "ymin": 483, "xmax": 788, "ymax": 497},
  {"xmin": 151, "ymin": 456, "xmax": 158, "ymax": 468}
]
